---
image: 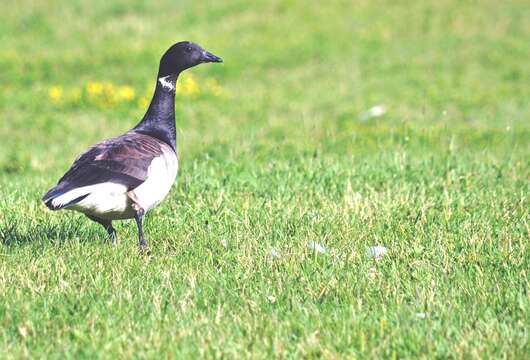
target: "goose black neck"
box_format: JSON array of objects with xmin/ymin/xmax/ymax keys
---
[{"xmin": 133, "ymin": 72, "xmax": 179, "ymax": 150}]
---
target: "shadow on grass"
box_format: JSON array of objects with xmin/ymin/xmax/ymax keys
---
[{"xmin": 0, "ymin": 218, "xmax": 102, "ymax": 246}]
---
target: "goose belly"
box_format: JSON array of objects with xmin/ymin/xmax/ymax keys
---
[{"xmin": 128, "ymin": 149, "xmax": 178, "ymax": 213}]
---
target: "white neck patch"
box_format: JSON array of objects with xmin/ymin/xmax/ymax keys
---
[{"xmin": 158, "ymin": 76, "xmax": 175, "ymax": 91}]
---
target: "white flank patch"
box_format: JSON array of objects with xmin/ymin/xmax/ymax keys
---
[
  {"xmin": 158, "ymin": 75, "xmax": 175, "ymax": 91},
  {"xmin": 52, "ymin": 182, "xmax": 129, "ymax": 215},
  {"xmin": 129, "ymin": 147, "xmax": 178, "ymax": 213}
]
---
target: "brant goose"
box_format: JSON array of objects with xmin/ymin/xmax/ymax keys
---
[{"xmin": 42, "ymin": 41, "xmax": 222, "ymax": 249}]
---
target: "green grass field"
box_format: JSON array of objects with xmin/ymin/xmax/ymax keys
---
[{"xmin": 1, "ymin": 0, "xmax": 529, "ymax": 358}]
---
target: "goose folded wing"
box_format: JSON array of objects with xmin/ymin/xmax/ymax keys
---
[{"xmin": 55, "ymin": 133, "xmax": 164, "ymax": 192}]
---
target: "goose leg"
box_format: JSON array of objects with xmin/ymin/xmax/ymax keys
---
[
  {"xmin": 107, "ymin": 225, "xmax": 118, "ymax": 246},
  {"xmin": 86, "ymin": 215, "xmax": 118, "ymax": 245},
  {"xmin": 134, "ymin": 209, "xmax": 147, "ymax": 250}
]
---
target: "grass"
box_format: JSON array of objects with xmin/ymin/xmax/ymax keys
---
[{"xmin": 0, "ymin": 0, "xmax": 529, "ymax": 358}]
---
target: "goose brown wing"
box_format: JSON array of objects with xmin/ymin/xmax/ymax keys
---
[{"xmin": 54, "ymin": 133, "xmax": 166, "ymax": 193}]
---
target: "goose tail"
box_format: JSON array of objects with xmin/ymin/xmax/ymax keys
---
[{"xmin": 42, "ymin": 185, "xmax": 89, "ymax": 211}]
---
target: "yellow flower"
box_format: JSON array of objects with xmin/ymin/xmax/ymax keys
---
[
  {"xmin": 179, "ymin": 75, "xmax": 199, "ymax": 96},
  {"xmin": 87, "ymin": 82, "xmax": 103, "ymax": 96},
  {"xmin": 48, "ymin": 86, "xmax": 63, "ymax": 102},
  {"xmin": 98, "ymin": 82, "xmax": 117, "ymax": 105},
  {"xmin": 116, "ymin": 86, "xmax": 135, "ymax": 101},
  {"xmin": 138, "ymin": 96, "xmax": 149, "ymax": 109},
  {"xmin": 102, "ymin": 82, "xmax": 115, "ymax": 95}
]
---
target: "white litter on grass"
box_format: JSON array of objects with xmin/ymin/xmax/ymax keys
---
[
  {"xmin": 360, "ymin": 105, "xmax": 387, "ymax": 121},
  {"xmin": 269, "ymin": 248, "xmax": 281, "ymax": 258},
  {"xmin": 308, "ymin": 241, "xmax": 327, "ymax": 254},
  {"xmin": 415, "ymin": 312, "xmax": 426, "ymax": 319},
  {"xmin": 267, "ymin": 295, "xmax": 276, "ymax": 303},
  {"xmin": 367, "ymin": 246, "xmax": 388, "ymax": 260}
]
